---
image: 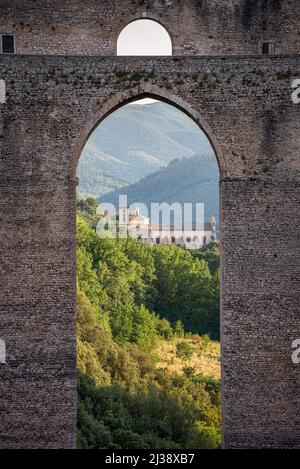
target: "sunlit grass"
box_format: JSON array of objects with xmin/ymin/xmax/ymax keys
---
[{"xmin": 155, "ymin": 336, "xmax": 221, "ymax": 381}]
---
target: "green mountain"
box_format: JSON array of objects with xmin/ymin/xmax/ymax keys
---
[
  {"xmin": 99, "ymin": 153, "xmax": 219, "ymax": 223},
  {"xmin": 78, "ymin": 101, "xmax": 214, "ymax": 198}
]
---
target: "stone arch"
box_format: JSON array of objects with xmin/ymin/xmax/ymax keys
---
[
  {"xmin": 115, "ymin": 15, "xmax": 175, "ymax": 56},
  {"xmin": 74, "ymin": 86, "xmax": 225, "ymax": 435},
  {"xmin": 1, "ymin": 52, "xmax": 299, "ymax": 449},
  {"xmin": 72, "ymin": 84, "xmax": 224, "ymax": 181}
]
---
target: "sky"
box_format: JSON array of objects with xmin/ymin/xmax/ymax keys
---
[
  {"xmin": 118, "ymin": 19, "xmax": 172, "ymax": 104},
  {"xmin": 117, "ymin": 19, "xmax": 172, "ymax": 56}
]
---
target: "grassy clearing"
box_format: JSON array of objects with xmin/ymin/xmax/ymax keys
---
[{"xmin": 155, "ymin": 335, "xmax": 221, "ymax": 381}]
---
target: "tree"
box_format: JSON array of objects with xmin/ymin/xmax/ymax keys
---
[
  {"xmin": 76, "ymin": 198, "xmax": 221, "ymax": 449},
  {"xmin": 192, "ymin": 242, "xmax": 220, "ymax": 276},
  {"xmin": 131, "ymin": 305, "xmax": 160, "ymax": 353},
  {"xmin": 152, "ymin": 245, "xmax": 213, "ymax": 334},
  {"xmin": 174, "ymin": 320, "xmax": 185, "ymax": 338},
  {"xmin": 199, "ymin": 334, "xmax": 211, "ymax": 354},
  {"xmin": 159, "ymin": 319, "xmax": 174, "ymax": 341},
  {"xmin": 176, "ymin": 342, "xmax": 194, "ymax": 362},
  {"xmin": 77, "ymin": 197, "xmax": 102, "ymax": 229}
]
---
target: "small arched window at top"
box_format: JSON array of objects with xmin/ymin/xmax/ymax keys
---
[{"xmin": 117, "ymin": 19, "xmax": 172, "ymax": 56}]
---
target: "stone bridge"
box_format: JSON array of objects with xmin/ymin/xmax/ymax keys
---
[{"xmin": 0, "ymin": 0, "xmax": 300, "ymax": 449}]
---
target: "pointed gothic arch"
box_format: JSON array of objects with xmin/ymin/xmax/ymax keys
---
[{"xmin": 73, "ymin": 85, "xmax": 224, "ymax": 180}]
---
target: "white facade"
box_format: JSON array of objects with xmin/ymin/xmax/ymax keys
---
[{"xmin": 121, "ymin": 207, "xmax": 217, "ymax": 250}]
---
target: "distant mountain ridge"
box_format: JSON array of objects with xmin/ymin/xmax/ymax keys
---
[
  {"xmin": 100, "ymin": 153, "xmax": 219, "ymax": 224},
  {"xmin": 78, "ymin": 102, "xmax": 214, "ymax": 198}
]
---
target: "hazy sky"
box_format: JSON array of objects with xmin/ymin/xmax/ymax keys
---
[{"xmin": 117, "ymin": 19, "xmax": 172, "ymax": 56}]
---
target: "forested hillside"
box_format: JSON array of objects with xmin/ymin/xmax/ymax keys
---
[
  {"xmin": 78, "ymin": 102, "xmax": 214, "ymax": 198},
  {"xmin": 76, "ymin": 198, "xmax": 221, "ymax": 449},
  {"xmin": 100, "ymin": 153, "xmax": 219, "ymax": 223}
]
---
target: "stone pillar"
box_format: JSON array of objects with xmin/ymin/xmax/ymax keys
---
[
  {"xmin": 0, "ymin": 176, "xmax": 77, "ymax": 449},
  {"xmin": 221, "ymin": 178, "xmax": 300, "ymax": 448}
]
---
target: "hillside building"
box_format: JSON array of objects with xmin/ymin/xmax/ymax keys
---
[{"xmin": 119, "ymin": 206, "xmax": 217, "ymax": 249}]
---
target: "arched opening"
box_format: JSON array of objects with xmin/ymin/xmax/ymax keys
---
[
  {"xmin": 117, "ymin": 19, "xmax": 172, "ymax": 56},
  {"xmin": 76, "ymin": 94, "xmax": 221, "ymax": 449}
]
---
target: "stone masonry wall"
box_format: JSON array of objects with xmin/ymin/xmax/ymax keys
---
[
  {"xmin": 0, "ymin": 55, "xmax": 299, "ymax": 448},
  {"xmin": 0, "ymin": 0, "xmax": 299, "ymax": 56}
]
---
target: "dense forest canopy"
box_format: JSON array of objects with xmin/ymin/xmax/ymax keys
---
[{"xmin": 76, "ymin": 198, "xmax": 221, "ymax": 449}]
